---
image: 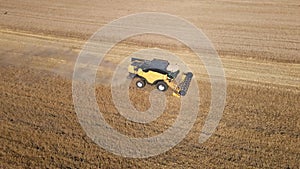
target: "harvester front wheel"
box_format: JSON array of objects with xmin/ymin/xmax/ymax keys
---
[
  {"xmin": 136, "ymin": 79, "xmax": 146, "ymax": 88},
  {"xmin": 156, "ymin": 81, "xmax": 168, "ymax": 92}
]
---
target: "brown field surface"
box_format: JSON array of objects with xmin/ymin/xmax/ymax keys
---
[{"xmin": 0, "ymin": 0, "xmax": 299, "ymax": 168}]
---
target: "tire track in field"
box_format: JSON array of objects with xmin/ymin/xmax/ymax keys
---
[{"xmin": 1, "ymin": 28, "xmax": 299, "ymax": 92}]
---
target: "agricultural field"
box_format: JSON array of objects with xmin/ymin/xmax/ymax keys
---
[{"xmin": 0, "ymin": 0, "xmax": 299, "ymax": 168}]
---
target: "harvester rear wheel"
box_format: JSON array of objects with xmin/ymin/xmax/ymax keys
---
[{"xmin": 136, "ymin": 79, "xmax": 146, "ymax": 88}]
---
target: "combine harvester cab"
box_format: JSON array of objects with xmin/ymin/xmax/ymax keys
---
[{"xmin": 128, "ymin": 58, "xmax": 193, "ymax": 97}]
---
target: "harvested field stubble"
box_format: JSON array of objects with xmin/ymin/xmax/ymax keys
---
[
  {"xmin": 1, "ymin": 0, "xmax": 300, "ymax": 168},
  {"xmin": 0, "ymin": 64, "xmax": 299, "ymax": 168}
]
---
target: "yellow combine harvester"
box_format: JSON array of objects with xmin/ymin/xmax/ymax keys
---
[{"xmin": 128, "ymin": 58, "xmax": 193, "ymax": 97}]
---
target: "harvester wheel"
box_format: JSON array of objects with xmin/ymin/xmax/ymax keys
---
[
  {"xmin": 156, "ymin": 81, "xmax": 168, "ymax": 92},
  {"xmin": 136, "ymin": 79, "xmax": 146, "ymax": 88}
]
